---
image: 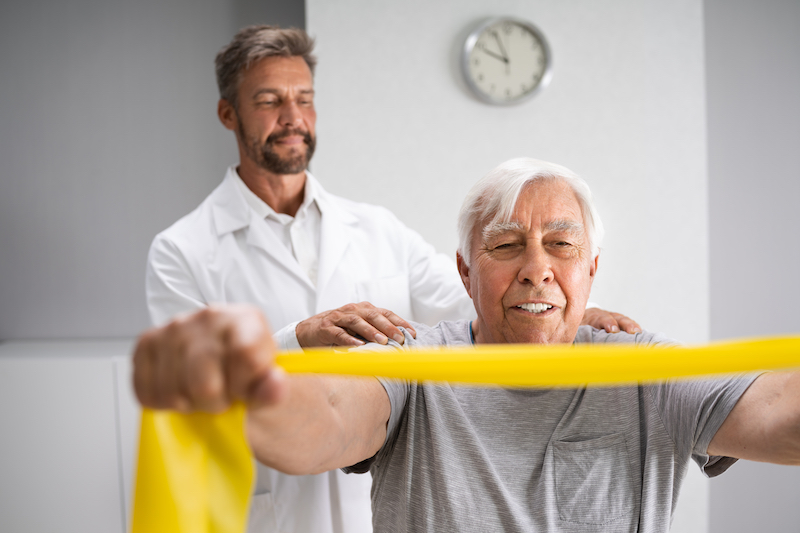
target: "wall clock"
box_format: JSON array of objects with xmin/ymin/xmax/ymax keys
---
[{"xmin": 461, "ymin": 17, "xmax": 553, "ymax": 105}]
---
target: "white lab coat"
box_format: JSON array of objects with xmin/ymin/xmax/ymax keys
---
[{"xmin": 146, "ymin": 167, "xmax": 475, "ymax": 533}]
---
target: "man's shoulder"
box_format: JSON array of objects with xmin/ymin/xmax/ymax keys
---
[
  {"xmin": 574, "ymin": 325, "xmax": 679, "ymax": 347},
  {"xmin": 309, "ymin": 175, "xmax": 404, "ymax": 225},
  {"xmin": 151, "ymin": 175, "xmax": 237, "ymax": 249},
  {"xmin": 403, "ymin": 320, "xmax": 473, "ymax": 348},
  {"xmin": 322, "ymin": 190, "xmax": 402, "ymax": 224}
]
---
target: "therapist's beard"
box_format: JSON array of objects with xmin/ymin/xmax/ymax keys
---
[{"xmin": 241, "ymin": 124, "xmax": 316, "ymax": 175}]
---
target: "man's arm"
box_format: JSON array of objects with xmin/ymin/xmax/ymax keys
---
[
  {"xmin": 132, "ymin": 304, "xmax": 390, "ymax": 475},
  {"xmin": 146, "ymin": 234, "xmax": 207, "ymax": 325},
  {"xmin": 708, "ymin": 372, "xmax": 800, "ymax": 465}
]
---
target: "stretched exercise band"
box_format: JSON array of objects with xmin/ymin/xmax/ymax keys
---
[{"xmin": 130, "ymin": 335, "xmax": 800, "ymax": 533}]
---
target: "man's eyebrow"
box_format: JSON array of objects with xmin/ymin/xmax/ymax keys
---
[
  {"xmin": 251, "ymin": 88, "xmax": 315, "ymax": 99},
  {"xmin": 482, "ymin": 221, "xmax": 523, "ymax": 241},
  {"xmin": 544, "ymin": 219, "xmax": 584, "ymax": 235}
]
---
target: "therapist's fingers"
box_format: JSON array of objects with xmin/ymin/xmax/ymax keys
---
[
  {"xmin": 581, "ymin": 308, "xmax": 642, "ymax": 335},
  {"xmin": 612, "ymin": 313, "xmax": 642, "ymax": 334},
  {"xmin": 296, "ymin": 302, "xmax": 416, "ymax": 348},
  {"xmin": 346, "ymin": 303, "xmax": 416, "ymax": 344}
]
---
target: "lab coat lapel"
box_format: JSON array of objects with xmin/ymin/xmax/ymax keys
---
[{"xmin": 316, "ymin": 199, "xmax": 357, "ymax": 297}]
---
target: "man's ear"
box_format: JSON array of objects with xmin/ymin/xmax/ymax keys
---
[
  {"xmin": 456, "ymin": 252, "xmax": 473, "ymax": 298},
  {"xmin": 589, "ymin": 254, "xmax": 599, "ymax": 280},
  {"xmin": 217, "ymin": 99, "xmax": 238, "ymax": 131}
]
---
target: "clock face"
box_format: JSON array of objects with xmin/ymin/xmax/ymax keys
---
[{"xmin": 463, "ymin": 18, "xmax": 552, "ymax": 105}]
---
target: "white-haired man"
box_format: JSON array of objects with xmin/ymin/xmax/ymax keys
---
[
  {"xmin": 146, "ymin": 26, "xmax": 639, "ymax": 533},
  {"xmin": 137, "ymin": 157, "xmax": 800, "ymax": 532}
]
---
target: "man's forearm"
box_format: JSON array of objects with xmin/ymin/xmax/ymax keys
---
[{"xmin": 246, "ymin": 374, "xmax": 390, "ymax": 475}]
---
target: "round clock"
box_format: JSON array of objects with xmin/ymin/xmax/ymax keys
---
[{"xmin": 461, "ymin": 17, "xmax": 553, "ymax": 105}]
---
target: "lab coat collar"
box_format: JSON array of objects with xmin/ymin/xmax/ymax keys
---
[
  {"xmin": 211, "ymin": 167, "xmax": 252, "ymax": 236},
  {"xmin": 209, "ymin": 166, "xmax": 360, "ymax": 292}
]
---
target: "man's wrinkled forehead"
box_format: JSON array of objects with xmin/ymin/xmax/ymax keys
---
[{"xmin": 480, "ymin": 217, "xmax": 585, "ymax": 243}]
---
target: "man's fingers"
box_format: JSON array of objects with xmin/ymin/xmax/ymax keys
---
[
  {"xmin": 133, "ymin": 330, "xmax": 157, "ymax": 407},
  {"xmin": 612, "ymin": 313, "xmax": 642, "ymax": 334},
  {"xmin": 334, "ymin": 308, "xmax": 406, "ymax": 345},
  {"xmin": 132, "ymin": 304, "xmax": 278, "ymax": 413},
  {"xmin": 296, "ymin": 302, "xmax": 414, "ymax": 348},
  {"xmin": 380, "ymin": 308, "xmax": 416, "ymax": 340}
]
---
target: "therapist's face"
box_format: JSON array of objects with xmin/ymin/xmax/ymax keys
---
[
  {"xmin": 220, "ymin": 56, "xmax": 316, "ymax": 175},
  {"xmin": 457, "ymin": 180, "xmax": 597, "ymax": 345}
]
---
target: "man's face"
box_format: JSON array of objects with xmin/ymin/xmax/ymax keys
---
[
  {"xmin": 457, "ymin": 180, "xmax": 597, "ymax": 345},
  {"xmin": 225, "ymin": 55, "xmax": 316, "ymax": 175}
]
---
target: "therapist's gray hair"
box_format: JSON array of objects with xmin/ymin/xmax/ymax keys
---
[
  {"xmin": 457, "ymin": 158, "xmax": 604, "ymax": 266},
  {"xmin": 215, "ymin": 25, "xmax": 317, "ymax": 109}
]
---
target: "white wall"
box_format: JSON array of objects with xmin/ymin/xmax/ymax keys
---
[
  {"xmin": 308, "ymin": 0, "xmax": 709, "ymax": 345},
  {"xmin": 0, "ymin": 342, "xmax": 137, "ymax": 533},
  {"xmin": 307, "ymin": 1, "xmax": 710, "ymax": 531},
  {"xmin": 705, "ymin": 0, "xmax": 800, "ymax": 531}
]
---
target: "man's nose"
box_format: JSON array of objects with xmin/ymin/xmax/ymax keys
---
[
  {"xmin": 278, "ymin": 101, "xmax": 303, "ymax": 127},
  {"xmin": 518, "ymin": 245, "xmax": 554, "ymax": 286}
]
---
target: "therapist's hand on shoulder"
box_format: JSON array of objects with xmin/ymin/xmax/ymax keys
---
[
  {"xmin": 296, "ymin": 302, "xmax": 417, "ymax": 348},
  {"xmin": 133, "ymin": 304, "xmax": 285, "ymax": 412},
  {"xmin": 581, "ymin": 307, "xmax": 642, "ymax": 334}
]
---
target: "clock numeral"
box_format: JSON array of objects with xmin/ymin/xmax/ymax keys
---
[
  {"xmin": 473, "ymin": 58, "xmax": 479, "ymax": 66},
  {"xmin": 538, "ymin": 57, "xmax": 544, "ymax": 66},
  {"xmin": 506, "ymin": 88, "xmax": 511, "ymax": 97},
  {"xmin": 503, "ymin": 23, "xmax": 512, "ymax": 34},
  {"xmin": 478, "ymin": 74, "xmax": 484, "ymax": 81}
]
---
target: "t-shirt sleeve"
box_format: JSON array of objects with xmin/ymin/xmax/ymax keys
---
[
  {"xmin": 584, "ymin": 327, "xmax": 759, "ymax": 477},
  {"xmin": 649, "ymin": 375, "xmax": 759, "ymax": 477},
  {"xmin": 343, "ymin": 377, "xmax": 410, "ymax": 474}
]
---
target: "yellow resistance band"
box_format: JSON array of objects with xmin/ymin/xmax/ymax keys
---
[{"xmin": 131, "ymin": 335, "xmax": 800, "ymax": 533}]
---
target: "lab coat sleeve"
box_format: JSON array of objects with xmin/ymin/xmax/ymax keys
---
[
  {"xmin": 146, "ymin": 233, "xmax": 305, "ymax": 351},
  {"xmin": 403, "ymin": 223, "xmax": 477, "ymax": 325},
  {"xmin": 145, "ymin": 234, "xmax": 207, "ymax": 326},
  {"xmin": 273, "ymin": 321, "xmax": 303, "ymax": 352}
]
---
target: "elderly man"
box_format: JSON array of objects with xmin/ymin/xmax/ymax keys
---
[
  {"xmin": 137, "ymin": 157, "xmax": 800, "ymax": 531},
  {"xmin": 146, "ymin": 26, "xmax": 638, "ymax": 533}
]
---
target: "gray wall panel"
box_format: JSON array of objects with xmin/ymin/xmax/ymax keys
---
[
  {"xmin": 0, "ymin": 0, "xmax": 305, "ymax": 340},
  {"xmin": 705, "ymin": 0, "xmax": 800, "ymax": 531}
]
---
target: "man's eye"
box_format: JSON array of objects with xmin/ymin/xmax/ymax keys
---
[{"xmin": 493, "ymin": 243, "xmax": 518, "ymax": 251}]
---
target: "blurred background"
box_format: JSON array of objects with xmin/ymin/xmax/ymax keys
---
[{"xmin": 0, "ymin": 0, "xmax": 797, "ymax": 531}]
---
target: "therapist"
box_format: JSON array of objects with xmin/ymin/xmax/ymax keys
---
[{"xmin": 145, "ymin": 25, "xmax": 640, "ymax": 533}]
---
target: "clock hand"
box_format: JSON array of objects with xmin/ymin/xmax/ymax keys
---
[
  {"xmin": 491, "ymin": 30, "xmax": 510, "ymax": 62},
  {"xmin": 478, "ymin": 44, "xmax": 508, "ymax": 64}
]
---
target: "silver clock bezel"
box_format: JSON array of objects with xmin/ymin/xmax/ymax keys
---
[{"xmin": 461, "ymin": 17, "xmax": 553, "ymax": 106}]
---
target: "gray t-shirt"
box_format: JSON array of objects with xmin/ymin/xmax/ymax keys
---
[{"xmin": 344, "ymin": 321, "xmax": 757, "ymax": 533}]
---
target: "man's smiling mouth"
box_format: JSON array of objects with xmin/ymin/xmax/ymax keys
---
[{"xmin": 517, "ymin": 303, "xmax": 553, "ymax": 314}]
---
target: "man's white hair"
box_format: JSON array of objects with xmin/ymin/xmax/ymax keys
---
[{"xmin": 456, "ymin": 158, "xmax": 604, "ymax": 265}]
